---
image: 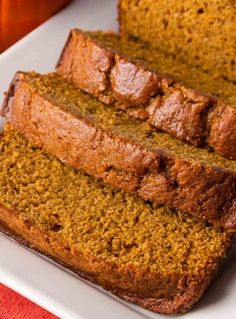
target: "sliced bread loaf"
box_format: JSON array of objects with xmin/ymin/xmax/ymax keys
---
[
  {"xmin": 57, "ymin": 29, "xmax": 236, "ymax": 160},
  {"xmin": 2, "ymin": 72, "xmax": 236, "ymax": 229},
  {"xmin": 0, "ymin": 124, "xmax": 232, "ymax": 314},
  {"xmin": 118, "ymin": 0, "xmax": 236, "ymax": 82}
]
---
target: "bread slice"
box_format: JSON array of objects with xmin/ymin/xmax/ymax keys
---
[
  {"xmin": 57, "ymin": 29, "xmax": 236, "ymax": 160},
  {"xmin": 118, "ymin": 0, "xmax": 236, "ymax": 83},
  {"xmin": 0, "ymin": 124, "xmax": 232, "ymax": 314},
  {"xmin": 2, "ymin": 71, "xmax": 236, "ymax": 229}
]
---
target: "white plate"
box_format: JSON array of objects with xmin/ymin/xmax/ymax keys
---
[{"xmin": 0, "ymin": 1, "xmax": 235, "ymax": 318}]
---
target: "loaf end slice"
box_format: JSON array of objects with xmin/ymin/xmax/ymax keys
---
[
  {"xmin": 1, "ymin": 71, "xmax": 236, "ymax": 229},
  {"xmin": 57, "ymin": 29, "xmax": 236, "ymax": 160},
  {"xmin": 0, "ymin": 125, "xmax": 232, "ymax": 314}
]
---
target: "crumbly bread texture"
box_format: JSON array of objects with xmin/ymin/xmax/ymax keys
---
[
  {"xmin": 57, "ymin": 29, "xmax": 236, "ymax": 160},
  {"xmin": 119, "ymin": 0, "xmax": 236, "ymax": 83},
  {"xmin": 2, "ymin": 71, "xmax": 236, "ymax": 229},
  {"xmin": 0, "ymin": 125, "xmax": 232, "ymax": 314}
]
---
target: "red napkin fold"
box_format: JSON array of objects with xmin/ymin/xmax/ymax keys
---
[{"xmin": 0, "ymin": 283, "xmax": 58, "ymax": 319}]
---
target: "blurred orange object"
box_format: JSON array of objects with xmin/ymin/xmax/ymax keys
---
[{"xmin": 0, "ymin": 0, "xmax": 72, "ymax": 52}]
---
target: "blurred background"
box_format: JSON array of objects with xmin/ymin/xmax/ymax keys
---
[{"xmin": 0, "ymin": 0, "xmax": 72, "ymax": 52}]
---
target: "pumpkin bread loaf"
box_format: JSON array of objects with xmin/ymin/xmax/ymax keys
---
[
  {"xmin": 57, "ymin": 29, "xmax": 236, "ymax": 160},
  {"xmin": 2, "ymin": 71, "xmax": 236, "ymax": 229},
  {"xmin": 0, "ymin": 125, "xmax": 232, "ymax": 314},
  {"xmin": 119, "ymin": 0, "xmax": 236, "ymax": 82}
]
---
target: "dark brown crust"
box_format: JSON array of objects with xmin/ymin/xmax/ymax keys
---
[
  {"xmin": 1, "ymin": 72, "xmax": 236, "ymax": 229},
  {"xmin": 56, "ymin": 29, "xmax": 236, "ymax": 160},
  {"xmin": 0, "ymin": 204, "xmax": 230, "ymax": 314}
]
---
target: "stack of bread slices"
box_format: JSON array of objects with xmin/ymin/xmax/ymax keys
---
[{"xmin": 0, "ymin": 1, "xmax": 235, "ymax": 314}]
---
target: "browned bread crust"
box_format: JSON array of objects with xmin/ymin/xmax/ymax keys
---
[
  {"xmin": 56, "ymin": 29, "xmax": 236, "ymax": 160},
  {"xmin": 0, "ymin": 204, "xmax": 229, "ymax": 314},
  {"xmin": 1, "ymin": 72, "xmax": 236, "ymax": 229}
]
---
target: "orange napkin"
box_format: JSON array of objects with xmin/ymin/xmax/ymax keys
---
[{"xmin": 0, "ymin": 283, "xmax": 58, "ymax": 319}]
